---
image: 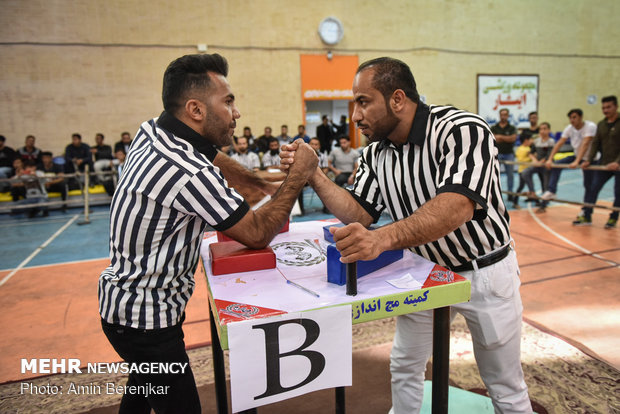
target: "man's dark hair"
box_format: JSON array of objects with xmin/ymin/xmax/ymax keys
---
[
  {"xmin": 0, "ymin": 135, "xmax": 5, "ymax": 142},
  {"xmin": 72, "ymin": 133, "xmax": 82, "ymax": 140},
  {"xmin": 41, "ymin": 151, "xmax": 53, "ymax": 157},
  {"xmin": 339, "ymin": 135, "xmax": 351, "ymax": 141},
  {"xmin": 540, "ymin": 122, "xmax": 551, "ymax": 129},
  {"xmin": 602, "ymin": 95, "xmax": 618, "ymax": 106},
  {"xmin": 356, "ymin": 57, "xmax": 420, "ymax": 104},
  {"xmin": 528, "ymin": 111, "xmax": 538, "ymax": 117},
  {"xmin": 567, "ymin": 108, "xmax": 583, "ymax": 117},
  {"xmin": 96, "ymin": 133, "xmax": 104, "ymax": 139},
  {"xmin": 267, "ymin": 137, "xmax": 278, "ymax": 145},
  {"xmin": 162, "ymin": 53, "xmax": 229, "ymax": 115}
]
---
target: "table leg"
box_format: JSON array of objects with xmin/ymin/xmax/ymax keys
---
[
  {"xmin": 432, "ymin": 306, "xmax": 450, "ymax": 414},
  {"xmin": 335, "ymin": 386, "xmax": 345, "ymax": 413},
  {"xmin": 210, "ymin": 303, "xmax": 229, "ymax": 414}
]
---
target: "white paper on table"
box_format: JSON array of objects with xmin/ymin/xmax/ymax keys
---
[
  {"xmin": 386, "ymin": 273, "xmax": 423, "ymax": 290},
  {"xmin": 228, "ymin": 306, "xmax": 352, "ymax": 412}
]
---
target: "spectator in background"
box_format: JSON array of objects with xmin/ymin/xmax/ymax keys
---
[
  {"xmin": 255, "ymin": 126, "xmax": 274, "ymax": 154},
  {"xmin": 582, "ymin": 95, "xmax": 619, "ymax": 229},
  {"xmin": 17, "ymin": 135, "xmax": 42, "ymax": 165},
  {"xmin": 292, "ymin": 124, "xmax": 310, "ymax": 143},
  {"xmin": 11, "ymin": 159, "xmax": 48, "ymax": 217},
  {"xmin": 38, "ymin": 151, "xmax": 67, "ymax": 211},
  {"xmin": 519, "ymin": 111, "xmax": 540, "ymax": 141},
  {"xmin": 336, "ymin": 114, "xmax": 349, "ymax": 138},
  {"xmin": 0, "ymin": 135, "xmax": 17, "ymax": 192},
  {"xmin": 261, "ymin": 137, "xmax": 281, "ymax": 168},
  {"xmin": 65, "ymin": 133, "xmax": 93, "ymax": 176},
  {"xmin": 317, "ymin": 115, "xmax": 336, "ymax": 154},
  {"xmin": 239, "ymin": 126, "xmax": 255, "ymax": 153},
  {"xmin": 491, "ymin": 108, "xmax": 518, "ymax": 203},
  {"xmin": 541, "ymin": 109, "xmax": 597, "ymax": 225},
  {"xmin": 91, "ymin": 133, "xmax": 114, "ymax": 184},
  {"xmin": 276, "ymin": 125, "xmax": 291, "ymax": 148},
  {"xmin": 512, "ymin": 135, "xmax": 536, "ymax": 209},
  {"xmin": 309, "ymin": 137, "xmax": 329, "ymax": 174},
  {"xmin": 522, "ymin": 122, "xmax": 555, "ymax": 213},
  {"xmin": 103, "ymin": 148, "xmax": 127, "ymax": 196},
  {"xmin": 328, "ymin": 135, "xmax": 359, "ymax": 187},
  {"xmin": 231, "ymin": 136, "xmax": 260, "ymax": 171},
  {"xmin": 114, "ymin": 131, "xmax": 133, "ymax": 155}
]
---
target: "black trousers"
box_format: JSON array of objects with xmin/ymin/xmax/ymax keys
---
[{"xmin": 101, "ymin": 316, "xmax": 201, "ymax": 414}]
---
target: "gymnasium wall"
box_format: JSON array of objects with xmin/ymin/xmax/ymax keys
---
[{"xmin": 1, "ymin": 0, "xmax": 618, "ymax": 155}]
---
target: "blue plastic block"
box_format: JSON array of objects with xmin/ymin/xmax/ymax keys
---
[
  {"xmin": 326, "ymin": 244, "xmax": 404, "ymax": 285},
  {"xmin": 323, "ymin": 223, "xmax": 345, "ymax": 243}
]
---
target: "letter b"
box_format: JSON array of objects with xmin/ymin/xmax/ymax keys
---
[{"xmin": 253, "ymin": 319, "xmax": 325, "ymax": 399}]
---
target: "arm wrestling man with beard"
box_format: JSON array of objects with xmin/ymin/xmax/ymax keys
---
[{"xmin": 98, "ymin": 53, "xmax": 317, "ymax": 414}]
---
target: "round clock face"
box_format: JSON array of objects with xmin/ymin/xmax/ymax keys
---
[{"xmin": 318, "ymin": 17, "xmax": 344, "ymax": 45}]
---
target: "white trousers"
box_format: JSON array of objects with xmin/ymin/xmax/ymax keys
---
[{"xmin": 389, "ymin": 249, "xmax": 532, "ymax": 414}]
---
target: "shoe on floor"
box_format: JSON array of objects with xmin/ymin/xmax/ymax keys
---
[
  {"xmin": 535, "ymin": 207, "xmax": 546, "ymax": 213},
  {"xmin": 513, "ymin": 204, "xmax": 521, "ymax": 210},
  {"xmin": 605, "ymin": 218, "xmax": 617, "ymax": 229},
  {"xmin": 540, "ymin": 191, "xmax": 556, "ymax": 201},
  {"xmin": 572, "ymin": 216, "xmax": 592, "ymax": 226}
]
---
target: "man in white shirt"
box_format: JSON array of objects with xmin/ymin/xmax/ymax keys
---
[
  {"xmin": 231, "ymin": 135, "xmax": 260, "ymax": 171},
  {"xmin": 541, "ymin": 108, "xmax": 597, "ymax": 224},
  {"xmin": 260, "ymin": 138, "xmax": 281, "ymax": 168}
]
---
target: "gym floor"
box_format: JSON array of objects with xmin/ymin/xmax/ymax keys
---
[{"xmin": 0, "ymin": 169, "xmax": 617, "ymax": 406}]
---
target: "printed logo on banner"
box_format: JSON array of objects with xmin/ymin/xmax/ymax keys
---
[
  {"xmin": 271, "ymin": 240, "xmax": 326, "ymax": 267},
  {"xmin": 228, "ymin": 306, "xmax": 352, "ymax": 412}
]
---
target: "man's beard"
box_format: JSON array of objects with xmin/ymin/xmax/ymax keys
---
[
  {"xmin": 359, "ymin": 104, "xmax": 399, "ymax": 142},
  {"xmin": 203, "ymin": 108, "xmax": 235, "ymax": 147}
]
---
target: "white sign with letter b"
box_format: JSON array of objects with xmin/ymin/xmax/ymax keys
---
[{"xmin": 228, "ymin": 305, "xmax": 352, "ymax": 412}]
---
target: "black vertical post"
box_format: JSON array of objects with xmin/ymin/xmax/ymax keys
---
[
  {"xmin": 431, "ymin": 306, "xmax": 450, "ymax": 414},
  {"xmin": 335, "ymin": 386, "xmax": 345, "ymax": 414},
  {"xmin": 210, "ymin": 303, "xmax": 229, "ymax": 414},
  {"xmin": 346, "ymin": 262, "xmax": 357, "ymax": 296}
]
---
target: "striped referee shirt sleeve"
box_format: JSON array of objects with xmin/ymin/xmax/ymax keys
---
[
  {"xmin": 435, "ymin": 119, "xmax": 494, "ymax": 220},
  {"xmin": 174, "ymin": 165, "xmax": 249, "ymax": 231}
]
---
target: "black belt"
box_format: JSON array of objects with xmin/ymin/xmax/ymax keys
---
[{"xmin": 451, "ymin": 244, "xmax": 511, "ymax": 273}]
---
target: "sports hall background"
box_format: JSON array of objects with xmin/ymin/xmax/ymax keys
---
[{"xmin": 1, "ymin": 0, "xmax": 619, "ymax": 156}]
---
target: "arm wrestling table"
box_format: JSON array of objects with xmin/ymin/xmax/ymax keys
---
[{"xmin": 200, "ymin": 219, "xmax": 471, "ymax": 414}]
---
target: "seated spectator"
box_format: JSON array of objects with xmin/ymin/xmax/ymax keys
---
[
  {"xmin": 276, "ymin": 125, "xmax": 291, "ymax": 148},
  {"xmin": 11, "ymin": 159, "xmax": 48, "ymax": 217},
  {"xmin": 17, "ymin": 135, "xmax": 42, "ymax": 165},
  {"xmin": 255, "ymin": 126, "xmax": 274, "ymax": 154},
  {"xmin": 65, "ymin": 133, "xmax": 93, "ymax": 173},
  {"xmin": 103, "ymin": 148, "xmax": 127, "ymax": 196},
  {"xmin": 309, "ymin": 137, "xmax": 329, "ymax": 174},
  {"xmin": 521, "ymin": 122, "xmax": 555, "ymax": 212},
  {"xmin": 0, "ymin": 135, "xmax": 17, "ymax": 192},
  {"xmin": 328, "ymin": 136, "xmax": 359, "ymax": 187},
  {"xmin": 38, "ymin": 151, "xmax": 67, "ymax": 211},
  {"xmin": 238, "ymin": 126, "xmax": 255, "ymax": 153},
  {"xmin": 231, "ymin": 136, "xmax": 260, "ymax": 171},
  {"xmin": 114, "ymin": 131, "xmax": 133, "ymax": 155},
  {"xmin": 300, "ymin": 137, "xmax": 330, "ymax": 215},
  {"xmin": 91, "ymin": 133, "xmax": 114, "ymax": 184},
  {"xmin": 292, "ymin": 124, "xmax": 311, "ymax": 143},
  {"xmin": 261, "ymin": 138, "xmax": 281, "ymax": 169}
]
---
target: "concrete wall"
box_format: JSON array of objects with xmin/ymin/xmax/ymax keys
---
[{"xmin": 1, "ymin": 0, "xmax": 618, "ymax": 155}]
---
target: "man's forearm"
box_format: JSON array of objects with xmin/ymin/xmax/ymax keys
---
[
  {"xmin": 309, "ymin": 167, "xmax": 373, "ymax": 226},
  {"xmin": 214, "ymin": 151, "xmax": 270, "ymax": 193},
  {"xmin": 377, "ymin": 192, "xmax": 474, "ymax": 253}
]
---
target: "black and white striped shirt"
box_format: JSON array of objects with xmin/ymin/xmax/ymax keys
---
[
  {"xmin": 98, "ymin": 111, "xmax": 249, "ymax": 330},
  {"xmin": 350, "ymin": 104, "xmax": 510, "ymax": 269}
]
